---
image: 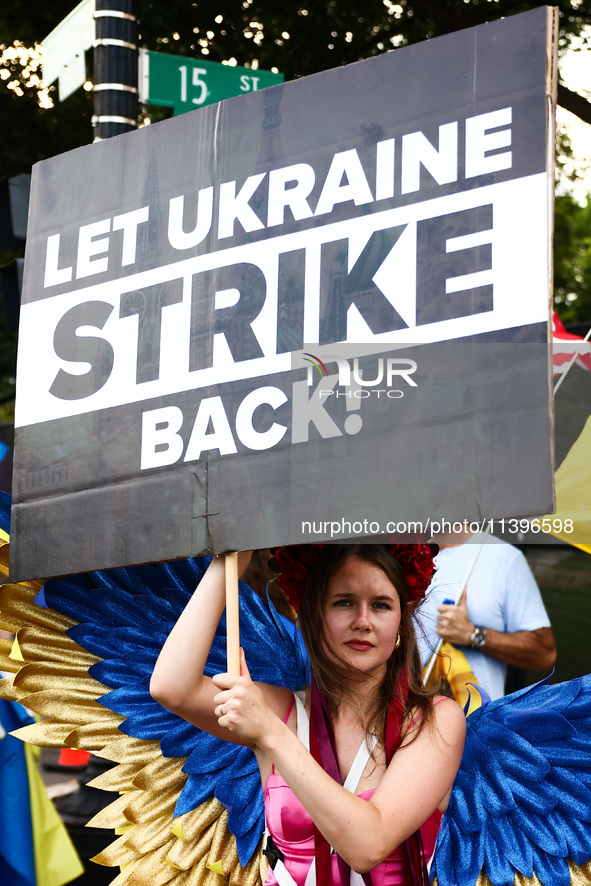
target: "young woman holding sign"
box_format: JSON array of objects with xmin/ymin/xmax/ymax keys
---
[{"xmin": 150, "ymin": 544, "xmax": 466, "ymax": 885}]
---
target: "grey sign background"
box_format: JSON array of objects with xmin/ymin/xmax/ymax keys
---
[{"xmin": 11, "ymin": 7, "xmax": 556, "ymax": 579}]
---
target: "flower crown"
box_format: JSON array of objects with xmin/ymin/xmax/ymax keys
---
[{"xmin": 271, "ymin": 543, "xmax": 437, "ymax": 613}]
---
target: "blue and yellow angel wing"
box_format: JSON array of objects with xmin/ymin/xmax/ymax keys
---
[
  {"xmin": 0, "ymin": 517, "xmax": 305, "ymax": 886},
  {"xmin": 433, "ymin": 675, "xmax": 591, "ymax": 886}
]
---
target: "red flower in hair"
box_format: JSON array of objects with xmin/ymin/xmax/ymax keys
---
[
  {"xmin": 272, "ymin": 543, "xmax": 436, "ymax": 612},
  {"xmin": 387, "ymin": 544, "xmax": 436, "ymax": 600},
  {"xmin": 273, "ymin": 544, "xmax": 325, "ymax": 612}
]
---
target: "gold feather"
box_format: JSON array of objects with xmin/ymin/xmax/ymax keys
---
[{"xmin": 0, "ymin": 544, "xmax": 265, "ymax": 886}]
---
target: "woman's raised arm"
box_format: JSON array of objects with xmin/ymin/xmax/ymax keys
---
[
  {"xmin": 149, "ymin": 555, "xmax": 229, "ymax": 727},
  {"xmin": 150, "ymin": 551, "xmax": 292, "ymax": 747},
  {"xmin": 149, "ymin": 552, "xmax": 247, "ymax": 740}
]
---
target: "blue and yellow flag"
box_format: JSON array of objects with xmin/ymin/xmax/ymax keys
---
[
  {"xmin": 424, "ymin": 644, "xmax": 483, "ymax": 715},
  {"xmin": 0, "ymin": 698, "xmax": 84, "ymax": 886}
]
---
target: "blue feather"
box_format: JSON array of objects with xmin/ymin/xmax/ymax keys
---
[
  {"xmin": 432, "ymin": 674, "xmax": 591, "ymax": 886},
  {"xmin": 36, "ymin": 542, "xmax": 591, "ymax": 879},
  {"xmin": 42, "ymin": 553, "xmax": 306, "ymax": 866}
]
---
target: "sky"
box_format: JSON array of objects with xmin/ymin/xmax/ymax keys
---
[{"xmin": 558, "ymin": 30, "xmax": 591, "ymax": 200}]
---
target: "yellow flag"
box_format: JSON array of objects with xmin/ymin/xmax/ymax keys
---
[
  {"xmin": 550, "ymin": 415, "xmax": 591, "ymax": 547},
  {"xmin": 424, "ymin": 644, "xmax": 483, "ymax": 715},
  {"xmin": 24, "ymin": 744, "xmax": 85, "ymax": 886},
  {"xmin": 441, "ymin": 643, "xmax": 483, "ymax": 714}
]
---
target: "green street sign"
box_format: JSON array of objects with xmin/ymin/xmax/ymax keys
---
[{"xmin": 139, "ymin": 49, "xmax": 283, "ymax": 115}]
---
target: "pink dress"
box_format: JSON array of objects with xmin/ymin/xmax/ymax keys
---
[{"xmin": 263, "ymin": 695, "xmax": 443, "ymax": 886}]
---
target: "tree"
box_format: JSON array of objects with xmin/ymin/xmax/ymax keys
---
[
  {"xmin": 3, "ymin": 0, "xmax": 591, "ymax": 165},
  {"xmin": 138, "ymin": 0, "xmax": 589, "ymax": 327},
  {"xmin": 136, "ymin": 1, "xmax": 589, "ymax": 77},
  {"xmin": 554, "ymin": 191, "xmax": 591, "ymax": 323},
  {"xmin": 0, "ymin": 0, "xmax": 590, "ymax": 354},
  {"xmin": 138, "ymin": 1, "xmax": 591, "ymax": 120}
]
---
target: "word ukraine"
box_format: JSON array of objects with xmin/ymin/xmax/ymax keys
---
[
  {"xmin": 17, "ymin": 102, "xmax": 543, "ymax": 477},
  {"xmin": 44, "ymin": 107, "xmax": 511, "ymax": 286}
]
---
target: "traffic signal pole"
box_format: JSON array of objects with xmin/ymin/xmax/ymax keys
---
[{"xmin": 93, "ymin": 0, "xmax": 139, "ymax": 140}]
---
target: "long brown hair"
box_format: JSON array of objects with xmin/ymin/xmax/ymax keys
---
[{"xmin": 297, "ymin": 544, "xmax": 437, "ymax": 749}]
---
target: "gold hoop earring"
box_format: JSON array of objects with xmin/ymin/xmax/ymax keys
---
[{"xmin": 394, "ymin": 633, "xmax": 401, "ymax": 649}]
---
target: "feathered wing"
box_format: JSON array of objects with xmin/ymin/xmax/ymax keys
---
[
  {"xmin": 432, "ymin": 676, "xmax": 591, "ymax": 886},
  {"xmin": 0, "ymin": 535, "xmax": 307, "ymax": 886},
  {"xmin": 3, "ymin": 498, "xmax": 591, "ymax": 886}
]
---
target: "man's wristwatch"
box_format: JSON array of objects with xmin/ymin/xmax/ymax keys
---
[{"xmin": 470, "ymin": 626, "xmax": 487, "ymax": 649}]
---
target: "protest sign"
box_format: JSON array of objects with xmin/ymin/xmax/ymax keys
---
[{"xmin": 11, "ymin": 7, "xmax": 557, "ymax": 579}]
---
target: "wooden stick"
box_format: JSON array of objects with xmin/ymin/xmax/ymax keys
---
[{"xmin": 225, "ymin": 552, "xmax": 240, "ymax": 676}]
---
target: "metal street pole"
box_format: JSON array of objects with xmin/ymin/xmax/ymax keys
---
[{"xmin": 93, "ymin": 0, "xmax": 139, "ymax": 140}]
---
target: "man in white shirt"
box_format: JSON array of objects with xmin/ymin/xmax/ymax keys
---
[{"xmin": 416, "ymin": 532, "xmax": 557, "ymax": 700}]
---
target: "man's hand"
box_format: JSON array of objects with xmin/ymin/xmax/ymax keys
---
[
  {"xmin": 436, "ymin": 592, "xmax": 475, "ymax": 647},
  {"xmin": 436, "ymin": 594, "xmax": 557, "ymax": 670}
]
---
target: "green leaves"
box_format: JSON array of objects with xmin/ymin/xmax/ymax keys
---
[{"xmin": 554, "ymin": 191, "xmax": 591, "ymax": 324}]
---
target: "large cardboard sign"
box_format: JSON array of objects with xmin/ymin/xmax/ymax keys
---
[{"xmin": 11, "ymin": 7, "xmax": 557, "ymax": 579}]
